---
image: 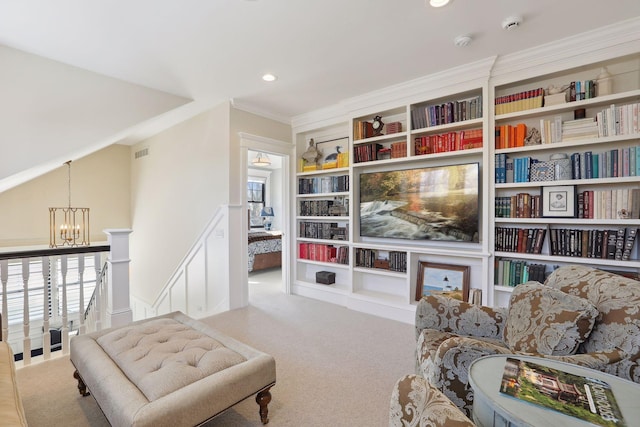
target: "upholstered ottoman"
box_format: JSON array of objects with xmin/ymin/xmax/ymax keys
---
[{"xmin": 70, "ymin": 311, "xmax": 276, "ymax": 427}]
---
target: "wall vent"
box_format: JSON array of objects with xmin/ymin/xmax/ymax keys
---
[{"xmin": 134, "ymin": 148, "xmax": 149, "ymax": 159}]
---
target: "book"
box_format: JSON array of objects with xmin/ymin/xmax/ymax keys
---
[{"xmin": 500, "ymin": 357, "xmax": 625, "ymax": 426}]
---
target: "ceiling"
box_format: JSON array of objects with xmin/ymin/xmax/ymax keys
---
[{"xmin": 2, "ymin": 0, "xmax": 639, "ymax": 124}]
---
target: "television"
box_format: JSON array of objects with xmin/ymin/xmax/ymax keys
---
[{"xmin": 359, "ymin": 163, "xmax": 480, "ymax": 242}]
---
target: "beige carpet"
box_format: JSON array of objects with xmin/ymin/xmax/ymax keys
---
[{"xmin": 16, "ymin": 269, "xmax": 415, "ymax": 426}]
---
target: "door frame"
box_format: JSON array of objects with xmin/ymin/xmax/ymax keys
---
[{"xmin": 239, "ymin": 133, "xmax": 293, "ymax": 298}]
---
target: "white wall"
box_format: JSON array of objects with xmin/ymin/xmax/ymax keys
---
[{"xmin": 129, "ymin": 103, "xmax": 230, "ymax": 304}]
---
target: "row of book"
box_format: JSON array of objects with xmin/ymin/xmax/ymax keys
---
[
  {"xmin": 495, "ymin": 260, "xmax": 548, "ymax": 287},
  {"xmin": 353, "ymin": 142, "xmax": 383, "ymax": 163},
  {"xmin": 548, "ymin": 227, "xmax": 637, "ymax": 260},
  {"xmin": 376, "ymin": 141, "xmax": 407, "ymax": 160},
  {"xmin": 495, "ymin": 123, "xmax": 527, "ymax": 149},
  {"xmin": 596, "ymin": 102, "xmax": 640, "ymax": 137},
  {"xmin": 299, "ymin": 200, "xmax": 346, "ymax": 217},
  {"xmin": 568, "ymin": 80, "xmax": 596, "ymax": 101},
  {"xmin": 354, "ymin": 249, "xmax": 407, "ymax": 273},
  {"xmin": 496, "ymin": 146, "xmax": 640, "ymax": 184},
  {"xmin": 353, "ymin": 120, "xmax": 376, "ymax": 140},
  {"xmin": 495, "ymin": 88, "xmax": 544, "ymax": 115},
  {"xmin": 298, "ymin": 175, "xmax": 349, "ymax": 195},
  {"xmin": 495, "ymin": 227, "xmax": 546, "ymax": 254},
  {"xmin": 411, "ymin": 96, "xmax": 483, "ymax": 130},
  {"xmin": 299, "ymin": 221, "xmax": 348, "ymax": 240},
  {"xmin": 539, "ymin": 117, "xmax": 599, "ymax": 144},
  {"xmin": 298, "ymin": 243, "xmax": 349, "ymax": 264},
  {"xmin": 414, "ymin": 128, "xmax": 483, "ymax": 155},
  {"xmin": 495, "ymin": 193, "xmax": 542, "ymax": 218},
  {"xmin": 577, "ymin": 189, "xmax": 640, "ymax": 219}
]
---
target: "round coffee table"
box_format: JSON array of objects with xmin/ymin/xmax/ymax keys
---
[{"xmin": 469, "ymin": 354, "xmax": 640, "ymax": 427}]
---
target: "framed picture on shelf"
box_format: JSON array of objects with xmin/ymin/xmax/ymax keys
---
[
  {"xmin": 416, "ymin": 262, "xmax": 470, "ymax": 302},
  {"xmin": 542, "ymin": 185, "xmax": 576, "ymax": 218},
  {"xmin": 316, "ymin": 137, "xmax": 349, "ymax": 167}
]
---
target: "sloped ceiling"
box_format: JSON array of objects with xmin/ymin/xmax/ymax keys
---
[{"xmin": 0, "ymin": 46, "xmax": 192, "ymax": 191}]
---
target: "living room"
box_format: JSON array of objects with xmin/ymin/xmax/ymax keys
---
[{"xmin": 2, "ymin": 2, "xmax": 640, "ymax": 426}]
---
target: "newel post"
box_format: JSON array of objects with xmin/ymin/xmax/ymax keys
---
[{"xmin": 104, "ymin": 229, "xmax": 133, "ymax": 328}]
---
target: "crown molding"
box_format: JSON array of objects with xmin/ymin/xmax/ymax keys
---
[
  {"xmin": 230, "ymin": 98, "xmax": 291, "ymax": 125},
  {"xmin": 292, "ymin": 56, "xmax": 496, "ymax": 131},
  {"xmin": 290, "ymin": 104, "xmax": 349, "ymax": 133},
  {"xmin": 491, "ymin": 16, "xmax": 640, "ymax": 86},
  {"xmin": 341, "ymin": 56, "xmax": 496, "ymax": 118}
]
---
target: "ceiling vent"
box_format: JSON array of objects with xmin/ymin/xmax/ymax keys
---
[{"xmin": 134, "ymin": 148, "xmax": 149, "ymax": 159}]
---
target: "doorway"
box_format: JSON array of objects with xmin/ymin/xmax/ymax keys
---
[{"xmin": 239, "ymin": 133, "xmax": 292, "ymax": 303}]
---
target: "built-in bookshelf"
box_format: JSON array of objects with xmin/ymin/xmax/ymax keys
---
[
  {"xmin": 291, "ymin": 24, "xmax": 639, "ymax": 321},
  {"xmin": 491, "ymin": 51, "xmax": 640, "ymax": 306}
]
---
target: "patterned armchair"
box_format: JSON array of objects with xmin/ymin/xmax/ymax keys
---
[
  {"xmin": 415, "ymin": 265, "xmax": 640, "ymax": 417},
  {"xmin": 389, "ymin": 374, "xmax": 475, "ymax": 427}
]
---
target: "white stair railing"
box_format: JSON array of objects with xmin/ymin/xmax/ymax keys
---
[{"xmin": 0, "ymin": 245, "xmax": 110, "ymax": 363}]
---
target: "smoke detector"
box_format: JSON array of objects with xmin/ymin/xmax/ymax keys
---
[
  {"xmin": 501, "ymin": 16, "xmax": 522, "ymax": 30},
  {"xmin": 454, "ymin": 35, "xmax": 472, "ymax": 47}
]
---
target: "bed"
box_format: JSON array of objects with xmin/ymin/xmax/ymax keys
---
[{"xmin": 248, "ymin": 231, "xmax": 282, "ymax": 272}]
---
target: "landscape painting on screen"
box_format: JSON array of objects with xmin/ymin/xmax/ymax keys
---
[{"xmin": 359, "ymin": 163, "xmax": 479, "ymax": 242}]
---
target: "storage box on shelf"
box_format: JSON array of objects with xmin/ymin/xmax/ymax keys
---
[{"xmin": 491, "ymin": 53, "xmax": 640, "ymax": 305}]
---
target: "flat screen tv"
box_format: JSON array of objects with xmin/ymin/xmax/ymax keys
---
[{"xmin": 359, "ymin": 163, "xmax": 479, "ymax": 242}]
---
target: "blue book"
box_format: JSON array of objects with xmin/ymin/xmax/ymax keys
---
[
  {"xmin": 585, "ymin": 151, "xmax": 593, "ymax": 179},
  {"xmin": 592, "ymin": 153, "xmax": 599, "ymax": 179}
]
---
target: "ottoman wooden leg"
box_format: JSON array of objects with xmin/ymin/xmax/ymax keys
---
[
  {"xmin": 73, "ymin": 370, "xmax": 90, "ymax": 397},
  {"xmin": 256, "ymin": 386, "xmax": 272, "ymax": 425}
]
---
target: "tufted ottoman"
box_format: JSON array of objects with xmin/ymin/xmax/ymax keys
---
[{"xmin": 70, "ymin": 311, "xmax": 276, "ymax": 427}]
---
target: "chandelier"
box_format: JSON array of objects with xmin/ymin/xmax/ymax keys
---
[{"xmin": 49, "ymin": 161, "xmax": 90, "ymax": 248}]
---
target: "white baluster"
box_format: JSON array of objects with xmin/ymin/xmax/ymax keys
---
[
  {"xmin": 60, "ymin": 256, "xmax": 69, "ymax": 355},
  {"xmin": 94, "ymin": 253, "xmax": 102, "ymax": 332},
  {"xmin": 22, "ymin": 259, "xmax": 31, "ymax": 365},
  {"xmin": 1, "ymin": 260, "xmax": 8, "ymax": 341},
  {"xmin": 42, "ymin": 257, "xmax": 51, "ymax": 360},
  {"xmin": 78, "ymin": 255, "xmax": 85, "ymax": 335}
]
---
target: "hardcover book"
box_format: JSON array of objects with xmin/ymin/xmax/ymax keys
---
[{"xmin": 500, "ymin": 358, "xmax": 625, "ymax": 426}]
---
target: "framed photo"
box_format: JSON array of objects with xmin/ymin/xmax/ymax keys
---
[
  {"xmin": 416, "ymin": 261, "xmax": 470, "ymax": 302},
  {"xmin": 316, "ymin": 137, "xmax": 348, "ymax": 166},
  {"xmin": 542, "ymin": 185, "xmax": 576, "ymax": 218}
]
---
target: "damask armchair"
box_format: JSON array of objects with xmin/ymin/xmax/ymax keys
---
[{"xmin": 415, "ymin": 265, "xmax": 640, "ymax": 416}]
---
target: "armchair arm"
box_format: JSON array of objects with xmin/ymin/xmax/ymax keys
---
[
  {"xmin": 415, "ymin": 295, "xmax": 508, "ymax": 341},
  {"xmin": 389, "ymin": 375, "xmax": 475, "ymax": 427}
]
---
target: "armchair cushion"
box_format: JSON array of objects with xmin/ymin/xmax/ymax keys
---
[
  {"xmin": 389, "ymin": 375, "xmax": 475, "ymax": 427},
  {"xmin": 503, "ymin": 281, "xmax": 598, "ymax": 356}
]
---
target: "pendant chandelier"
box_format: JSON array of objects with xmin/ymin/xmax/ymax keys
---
[
  {"xmin": 251, "ymin": 152, "xmax": 271, "ymax": 166},
  {"xmin": 49, "ymin": 160, "xmax": 90, "ymax": 248}
]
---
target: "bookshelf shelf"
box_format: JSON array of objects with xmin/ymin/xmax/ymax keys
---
[{"xmin": 495, "ymin": 133, "xmax": 640, "ymax": 155}]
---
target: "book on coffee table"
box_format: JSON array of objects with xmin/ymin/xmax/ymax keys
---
[{"xmin": 500, "ymin": 357, "xmax": 625, "ymax": 427}]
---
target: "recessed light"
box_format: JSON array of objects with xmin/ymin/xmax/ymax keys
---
[
  {"xmin": 262, "ymin": 73, "xmax": 277, "ymax": 82},
  {"xmin": 429, "ymin": 0, "xmax": 451, "ymax": 7}
]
